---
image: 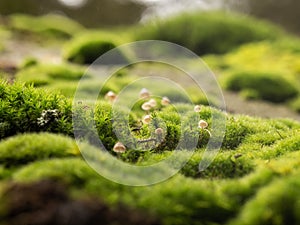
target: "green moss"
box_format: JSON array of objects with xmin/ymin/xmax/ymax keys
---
[
  {"xmin": 9, "ymin": 13, "xmax": 84, "ymax": 39},
  {"xmin": 0, "ymin": 133, "xmax": 79, "ymax": 167},
  {"xmin": 135, "ymin": 11, "xmax": 283, "ymax": 55},
  {"xmin": 63, "ymin": 31, "xmax": 130, "ymax": 64},
  {"xmin": 16, "ymin": 63, "xmax": 88, "ymax": 86},
  {"xmin": 224, "ymin": 71, "xmax": 298, "ymax": 103},
  {"xmin": 13, "ymin": 158, "xmax": 100, "ymax": 187},
  {"xmin": 229, "ymin": 173, "xmax": 300, "ymax": 225},
  {"xmin": 0, "ymin": 81, "xmax": 73, "ymax": 139}
]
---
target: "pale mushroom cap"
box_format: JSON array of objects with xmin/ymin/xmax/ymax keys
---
[
  {"xmin": 142, "ymin": 115, "xmax": 152, "ymax": 124},
  {"xmin": 161, "ymin": 96, "xmax": 170, "ymax": 106},
  {"xmin": 148, "ymin": 98, "xmax": 157, "ymax": 108},
  {"xmin": 194, "ymin": 105, "xmax": 201, "ymax": 113},
  {"xmin": 198, "ymin": 120, "xmax": 208, "ymax": 129},
  {"xmin": 155, "ymin": 128, "xmax": 164, "ymax": 135},
  {"xmin": 105, "ymin": 91, "xmax": 117, "ymax": 102},
  {"xmin": 141, "ymin": 102, "xmax": 152, "ymax": 111},
  {"xmin": 113, "ymin": 142, "xmax": 126, "ymax": 153},
  {"xmin": 139, "ymin": 88, "xmax": 150, "ymax": 99}
]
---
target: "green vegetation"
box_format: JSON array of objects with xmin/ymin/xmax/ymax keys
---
[
  {"xmin": 1, "ymin": 79, "xmax": 300, "ymax": 224},
  {"xmin": 134, "ymin": 11, "xmax": 283, "ymax": 55},
  {"xmin": 224, "ymin": 71, "xmax": 298, "ymax": 102},
  {"xmin": 63, "ymin": 31, "xmax": 130, "ymax": 64},
  {"xmin": 16, "ymin": 62, "xmax": 87, "ymax": 87},
  {"xmin": 204, "ymin": 41, "xmax": 300, "ymax": 109},
  {"xmin": 2, "ymin": 9, "xmax": 300, "ymax": 225},
  {"xmin": 0, "ymin": 81, "xmax": 73, "ymax": 139},
  {"xmin": 8, "ymin": 13, "xmax": 84, "ymax": 39},
  {"xmin": 0, "ymin": 133, "xmax": 79, "ymax": 167}
]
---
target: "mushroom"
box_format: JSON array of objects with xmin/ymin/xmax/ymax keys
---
[
  {"xmin": 139, "ymin": 88, "xmax": 150, "ymax": 99},
  {"xmin": 148, "ymin": 98, "xmax": 157, "ymax": 108},
  {"xmin": 198, "ymin": 120, "xmax": 208, "ymax": 129},
  {"xmin": 105, "ymin": 91, "xmax": 117, "ymax": 103},
  {"xmin": 113, "ymin": 142, "xmax": 126, "ymax": 153},
  {"xmin": 161, "ymin": 96, "xmax": 170, "ymax": 106},
  {"xmin": 141, "ymin": 102, "xmax": 152, "ymax": 112},
  {"xmin": 155, "ymin": 128, "xmax": 164, "ymax": 142},
  {"xmin": 142, "ymin": 115, "xmax": 152, "ymax": 124},
  {"xmin": 198, "ymin": 120, "xmax": 211, "ymax": 137},
  {"xmin": 194, "ymin": 105, "xmax": 201, "ymax": 113}
]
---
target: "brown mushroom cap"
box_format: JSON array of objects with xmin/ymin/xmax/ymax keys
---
[
  {"xmin": 198, "ymin": 120, "xmax": 208, "ymax": 129},
  {"xmin": 113, "ymin": 142, "xmax": 126, "ymax": 153},
  {"xmin": 155, "ymin": 128, "xmax": 164, "ymax": 135}
]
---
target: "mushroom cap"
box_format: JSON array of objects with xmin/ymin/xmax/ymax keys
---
[
  {"xmin": 113, "ymin": 142, "xmax": 126, "ymax": 153},
  {"xmin": 194, "ymin": 105, "xmax": 201, "ymax": 113},
  {"xmin": 141, "ymin": 102, "xmax": 152, "ymax": 111},
  {"xmin": 142, "ymin": 115, "xmax": 152, "ymax": 124},
  {"xmin": 155, "ymin": 128, "xmax": 164, "ymax": 135},
  {"xmin": 148, "ymin": 98, "xmax": 157, "ymax": 108},
  {"xmin": 198, "ymin": 120, "xmax": 208, "ymax": 129},
  {"xmin": 105, "ymin": 91, "xmax": 117, "ymax": 102},
  {"xmin": 139, "ymin": 88, "xmax": 150, "ymax": 99},
  {"xmin": 161, "ymin": 96, "xmax": 170, "ymax": 106}
]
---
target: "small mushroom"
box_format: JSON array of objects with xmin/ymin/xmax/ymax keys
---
[
  {"xmin": 194, "ymin": 105, "xmax": 201, "ymax": 113},
  {"xmin": 141, "ymin": 102, "xmax": 152, "ymax": 112},
  {"xmin": 139, "ymin": 88, "xmax": 150, "ymax": 99},
  {"xmin": 198, "ymin": 120, "xmax": 211, "ymax": 137},
  {"xmin": 113, "ymin": 142, "xmax": 126, "ymax": 153},
  {"xmin": 161, "ymin": 96, "xmax": 170, "ymax": 106},
  {"xmin": 155, "ymin": 128, "xmax": 164, "ymax": 142},
  {"xmin": 142, "ymin": 115, "xmax": 152, "ymax": 124},
  {"xmin": 148, "ymin": 98, "xmax": 157, "ymax": 108},
  {"xmin": 105, "ymin": 91, "xmax": 117, "ymax": 103},
  {"xmin": 198, "ymin": 120, "xmax": 208, "ymax": 129}
]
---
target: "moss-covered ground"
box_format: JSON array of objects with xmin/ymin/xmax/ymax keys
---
[{"xmin": 1, "ymin": 11, "xmax": 300, "ymax": 225}]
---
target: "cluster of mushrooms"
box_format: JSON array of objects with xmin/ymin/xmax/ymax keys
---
[{"xmin": 104, "ymin": 88, "xmax": 210, "ymax": 155}]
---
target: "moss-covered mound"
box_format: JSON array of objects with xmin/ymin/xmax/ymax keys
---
[
  {"xmin": 0, "ymin": 81, "xmax": 73, "ymax": 139},
  {"xmin": 63, "ymin": 31, "xmax": 130, "ymax": 64},
  {"xmin": 16, "ymin": 63, "xmax": 87, "ymax": 87},
  {"xmin": 1, "ymin": 78, "xmax": 300, "ymax": 224},
  {"xmin": 8, "ymin": 13, "xmax": 84, "ymax": 39},
  {"xmin": 204, "ymin": 40, "xmax": 300, "ymax": 109},
  {"xmin": 134, "ymin": 11, "xmax": 283, "ymax": 55},
  {"xmin": 224, "ymin": 71, "xmax": 298, "ymax": 102}
]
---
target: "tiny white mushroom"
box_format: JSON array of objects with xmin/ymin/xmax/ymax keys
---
[
  {"xmin": 155, "ymin": 128, "xmax": 164, "ymax": 142},
  {"xmin": 139, "ymin": 88, "xmax": 150, "ymax": 99},
  {"xmin": 198, "ymin": 120, "xmax": 208, "ymax": 129},
  {"xmin": 198, "ymin": 120, "xmax": 211, "ymax": 137},
  {"xmin": 105, "ymin": 91, "xmax": 117, "ymax": 103},
  {"xmin": 113, "ymin": 142, "xmax": 126, "ymax": 153},
  {"xmin": 148, "ymin": 98, "xmax": 157, "ymax": 108},
  {"xmin": 142, "ymin": 115, "xmax": 152, "ymax": 124},
  {"xmin": 194, "ymin": 105, "xmax": 201, "ymax": 113},
  {"xmin": 161, "ymin": 96, "xmax": 170, "ymax": 106},
  {"xmin": 155, "ymin": 128, "xmax": 163, "ymax": 135},
  {"xmin": 141, "ymin": 102, "xmax": 152, "ymax": 111}
]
